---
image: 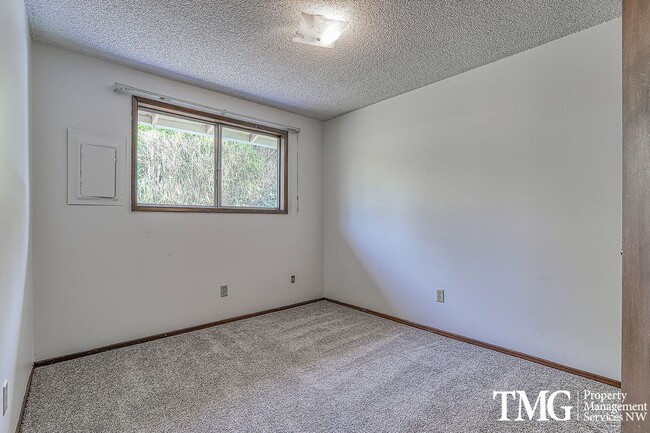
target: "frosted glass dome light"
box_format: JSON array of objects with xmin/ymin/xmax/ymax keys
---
[{"xmin": 292, "ymin": 12, "xmax": 348, "ymax": 48}]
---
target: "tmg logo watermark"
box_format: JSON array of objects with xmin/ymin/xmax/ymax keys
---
[
  {"xmin": 493, "ymin": 390, "xmax": 573, "ymax": 421},
  {"xmin": 493, "ymin": 389, "xmax": 648, "ymax": 423}
]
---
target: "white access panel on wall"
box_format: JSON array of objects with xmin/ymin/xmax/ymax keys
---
[
  {"xmin": 80, "ymin": 144, "xmax": 116, "ymax": 198},
  {"xmin": 68, "ymin": 128, "xmax": 126, "ymax": 205}
]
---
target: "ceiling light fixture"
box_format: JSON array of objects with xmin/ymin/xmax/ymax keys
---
[{"xmin": 292, "ymin": 12, "xmax": 348, "ymax": 48}]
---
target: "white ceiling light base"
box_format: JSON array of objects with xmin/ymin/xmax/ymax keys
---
[{"xmin": 292, "ymin": 12, "xmax": 348, "ymax": 48}]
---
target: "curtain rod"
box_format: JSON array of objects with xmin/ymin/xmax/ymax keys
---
[{"xmin": 112, "ymin": 82, "xmax": 301, "ymax": 134}]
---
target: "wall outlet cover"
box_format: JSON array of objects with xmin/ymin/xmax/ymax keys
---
[
  {"xmin": 220, "ymin": 285, "xmax": 228, "ymax": 297},
  {"xmin": 291, "ymin": 275, "xmax": 296, "ymax": 284},
  {"xmin": 436, "ymin": 289, "xmax": 445, "ymax": 303}
]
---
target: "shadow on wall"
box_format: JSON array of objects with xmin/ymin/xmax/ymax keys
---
[
  {"xmin": 338, "ymin": 200, "xmax": 548, "ymax": 328},
  {"xmin": 0, "ymin": 194, "xmax": 32, "ymax": 432},
  {"xmin": 334, "ymin": 170, "xmax": 615, "ymax": 355}
]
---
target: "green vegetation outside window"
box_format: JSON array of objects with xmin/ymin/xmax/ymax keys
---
[{"xmin": 132, "ymin": 97, "xmax": 287, "ymax": 213}]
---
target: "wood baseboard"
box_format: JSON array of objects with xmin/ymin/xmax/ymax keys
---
[
  {"xmin": 14, "ymin": 365, "xmax": 34, "ymax": 433},
  {"xmin": 34, "ymin": 298, "xmax": 325, "ymax": 368},
  {"xmin": 31, "ymin": 296, "xmax": 620, "ymax": 389},
  {"xmin": 324, "ymin": 298, "xmax": 621, "ymax": 388}
]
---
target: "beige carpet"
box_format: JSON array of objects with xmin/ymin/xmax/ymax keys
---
[{"xmin": 21, "ymin": 300, "xmax": 620, "ymax": 432}]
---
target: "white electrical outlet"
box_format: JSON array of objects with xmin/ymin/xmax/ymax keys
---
[
  {"xmin": 436, "ymin": 289, "xmax": 445, "ymax": 303},
  {"xmin": 220, "ymin": 285, "xmax": 228, "ymax": 297},
  {"xmin": 2, "ymin": 380, "xmax": 8, "ymax": 416}
]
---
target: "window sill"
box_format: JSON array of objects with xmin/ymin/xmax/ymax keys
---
[{"xmin": 132, "ymin": 204, "xmax": 288, "ymax": 214}]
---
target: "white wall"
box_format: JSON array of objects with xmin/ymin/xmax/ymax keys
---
[
  {"xmin": 0, "ymin": 0, "xmax": 33, "ymax": 432},
  {"xmin": 324, "ymin": 19, "xmax": 622, "ymax": 380},
  {"xmin": 31, "ymin": 43, "xmax": 324, "ymax": 360}
]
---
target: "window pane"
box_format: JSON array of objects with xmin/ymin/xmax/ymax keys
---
[
  {"xmin": 137, "ymin": 110, "xmax": 215, "ymax": 206},
  {"xmin": 221, "ymin": 127, "xmax": 279, "ymax": 208}
]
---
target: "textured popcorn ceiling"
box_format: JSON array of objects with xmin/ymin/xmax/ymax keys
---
[{"xmin": 25, "ymin": 0, "xmax": 620, "ymax": 120}]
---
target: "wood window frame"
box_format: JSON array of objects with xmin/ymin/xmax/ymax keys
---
[{"xmin": 131, "ymin": 96, "xmax": 288, "ymax": 214}]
